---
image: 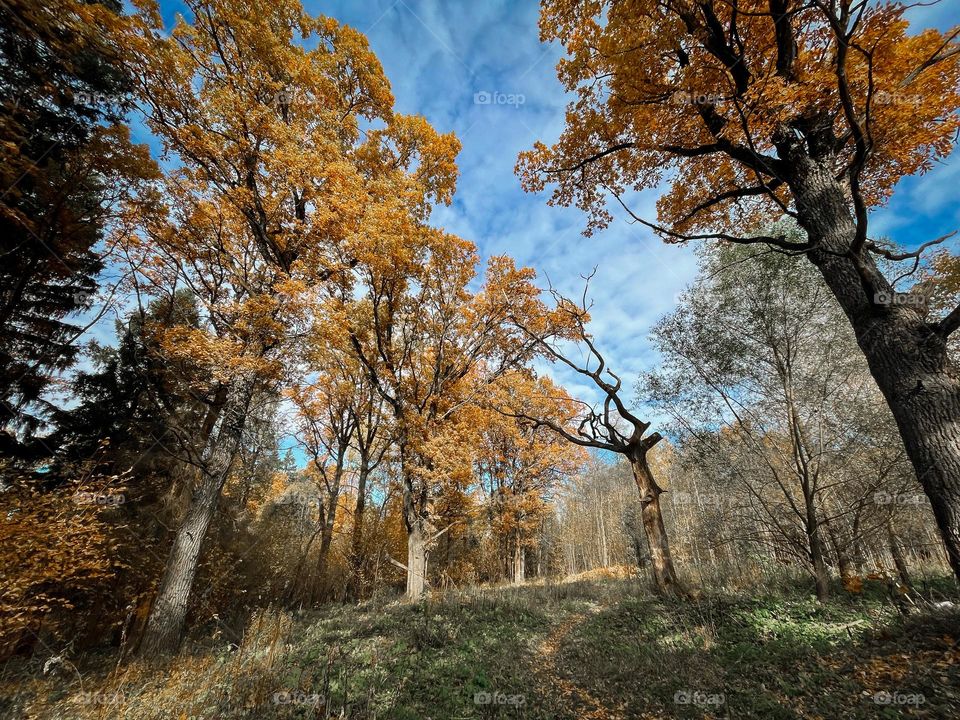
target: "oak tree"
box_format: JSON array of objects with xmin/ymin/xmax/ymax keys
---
[
  {"xmin": 117, "ymin": 0, "xmax": 450, "ymax": 653},
  {"xmin": 345, "ymin": 229, "xmax": 553, "ymax": 598},
  {"xmin": 519, "ymin": 0, "xmax": 960, "ymax": 579},
  {"xmin": 506, "ymin": 286, "xmax": 688, "ymax": 596}
]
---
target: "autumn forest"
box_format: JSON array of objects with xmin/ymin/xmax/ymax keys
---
[{"xmin": 2, "ymin": 0, "xmax": 960, "ymax": 718}]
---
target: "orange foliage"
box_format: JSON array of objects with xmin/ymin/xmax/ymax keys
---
[
  {"xmin": 519, "ymin": 1, "xmax": 960, "ymax": 237},
  {"xmin": 0, "ymin": 478, "xmax": 131, "ymax": 657},
  {"xmin": 114, "ymin": 0, "xmax": 461, "ymax": 386},
  {"xmin": 477, "ymin": 371, "xmax": 588, "ymax": 551}
]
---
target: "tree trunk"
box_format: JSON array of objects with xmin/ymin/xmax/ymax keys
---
[
  {"xmin": 629, "ymin": 452, "xmax": 685, "ymax": 596},
  {"xmin": 406, "ymin": 523, "xmax": 429, "ymax": 599},
  {"xmin": 313, "ymin": 453, "xmax": 344, "ymax": 601},
  {"xmin": 512, "ymin": 536, "xmax": 525, "ymax": 585},
  {"xmin": 808, "ymin": 517, "xmax": 831, "ymax": 602},
  {"xmin": 827, "ymin": 522, "xmax": 853, "ymax": 580},
  {"xmin": 314, "ymin": 498, "xmax": 337, "ymax": 600},
  {"xmin": 348, "ymin": 461, "xmax": 370, "ymax": 599},
  {"xmin": 888, "ymin": 525, "xmax": 913, "ymax": 589},
  {"xmin": 789, "ymin": 157, "xmax": 960, "ymax": 581},
  {"xmin": 395, "ymin": 428, "xmax": 431, "ymax": 600},
  {"xmin": 138, "ymin": 376, "xmax": 253, "ymax": 657},
  {"xmin": 800, "ymin": 481, "xmax": 830, "ymax": 602}
]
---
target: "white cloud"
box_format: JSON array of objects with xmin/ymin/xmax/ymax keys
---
[{"xmin": 81, "ymin": 0, "xmax": 956, "ymax": 434}]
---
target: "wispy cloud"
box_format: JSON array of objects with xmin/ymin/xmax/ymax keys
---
[{"xmin": 102, "ymin": 0, "xmax": 959, "ymax": 428}]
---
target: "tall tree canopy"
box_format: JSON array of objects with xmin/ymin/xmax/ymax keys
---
[
  {"xmin": 116, "ymin": 0, "xmax": 460, "ymax": 653},
  {"xmin": 519, "ymin": 0, "xmax": 960, "ymax": 581}
]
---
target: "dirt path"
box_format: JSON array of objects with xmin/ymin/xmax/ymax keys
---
[{"xmin": 533, "ymin": 607, "xmax": 627, "ymax": 720}]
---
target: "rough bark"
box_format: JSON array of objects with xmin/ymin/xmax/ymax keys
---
[
  {"xmin": 397, "ymin": 427, "xmax": 433, "ymax": 600},
  {"xmin": 406, "ymin": 522, "xmax": 429, "ymax": 599},
  {"xmin": 629, "ymin": 452, "xmax": 685, "ymax": 596},
  {"xmin": 788, "ymin": 156, "xmax": 960, "ymax": 582},
  {"xmin": 138, "ymin": 376, "xmax": 254, "ymax": 657}
]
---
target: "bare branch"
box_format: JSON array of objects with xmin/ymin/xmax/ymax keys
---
[
  {"xmin": 864, "ymin": 232, "xmax": 955, "ymax": 262},
  {"xmin": 609, "ymin": 190, "xmax": 813, "ymax": 253}
]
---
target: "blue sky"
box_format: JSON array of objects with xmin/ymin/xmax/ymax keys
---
[{"xmin": 131, "ymin": 0, "xmax": 960, "ymax": 422}]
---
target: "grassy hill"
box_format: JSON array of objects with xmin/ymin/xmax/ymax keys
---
[{"xmin": 5, "ymin": 575, "xmax": 959, "ymax": 719}]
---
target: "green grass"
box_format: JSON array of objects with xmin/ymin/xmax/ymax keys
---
[{"xmin": 4, "ymin": 577, "xmax": 959, "ymax": 719}]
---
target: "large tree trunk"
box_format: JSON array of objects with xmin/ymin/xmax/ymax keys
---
[
  {"xmin": 629, "ymin": 452, "xmax": 685, "ymax": 596},
  {"xmin": 406, "ymin": 522, "xmax": 429, "ymax": 599},
  {"xmin": 138, "ymin": 377, "xmax": 253, "ymax": 657},
  {"xmin": 398, "ymin": 431, "xmax": 433, "ymax": 600},
  {"xmin": 789, "ymin": 157, "xmax": 960, "ymax": 581}
]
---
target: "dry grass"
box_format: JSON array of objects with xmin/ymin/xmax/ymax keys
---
[{"xmin": 3, "ymin": 572, "xmax": 958, "ymax": 719}]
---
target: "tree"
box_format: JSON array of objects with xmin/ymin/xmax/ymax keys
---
[
  {"xmin": 644, "ymin": 241, "xmax": 925, "ymax": 598},
  {"xmin": 505, "ymin": 286, "xmax": 687, "ymax": 596},
  {"xmin": 345, "ymin": 367, "xmax": 392, "ymax": 599},
  {"xmin": 475, "ymin": 371, "xmax": 585, "ymax": 584},
  {"xmin": 519, "ymin": 0, "xmax": 960, "ymax": 580},
  {"xmin": 289, "ymin": 366, "xmax": 357, "ymax": 601},
  {"xmin": 645, "ymin": 239, "xmax": 916, "ymax": 600},
  {"xmin": 288, "ymin": 309, "xmax": 394, "ymax": 601},
  {"xmin": 116, "ymin": 0, "xmax": 450, "ymax": 653},
  {"xmin": 0, "ymin": 0, "xmax": 156, "ymax": 456},
  {"xmin": 345, "ymin": 231, "xmax": 552, "ymax": 598},
  {"xmin": 49, "ymin": 290, "xmax": 205, "ymax": 471}
]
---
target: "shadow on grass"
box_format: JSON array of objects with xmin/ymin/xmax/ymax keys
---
[
  {"xmin": 5, "ymin": 578, "xmax": 957, "ymax": 719},
  {"xmin": 544, "ymin": 589, "xmax": 960, "ymax": 719}
]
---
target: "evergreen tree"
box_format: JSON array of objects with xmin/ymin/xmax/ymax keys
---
[{"xmin": 0, "ymin": 0, "xmax": 153, "ymax": 454}]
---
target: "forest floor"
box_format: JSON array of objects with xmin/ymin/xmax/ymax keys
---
[{"xmin": 3, "ymin": 573, "xmax": 960, "ymax": 719}]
